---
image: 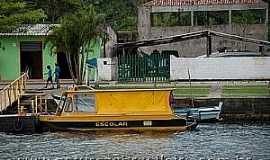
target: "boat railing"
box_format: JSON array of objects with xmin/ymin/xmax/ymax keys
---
[
  {"xmin": 0, "ymin": 72, "xmax": 28, "ymax": 113},
  {"xmin": 21, "ymin": 92, "xmax": 48, "ymax": 115}
]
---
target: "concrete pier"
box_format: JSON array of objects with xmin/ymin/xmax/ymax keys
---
[
  {"xmin": 175, "ymin": 97, "xmax": 270, "ymax": 123},
  {"xmin": 0, "ymin": 114, "xmax": 40, "ymax": 134}
]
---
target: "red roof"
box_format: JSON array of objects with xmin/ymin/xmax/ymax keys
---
[{"xmin": 146, "ymin": 0, "xmax": 261, "ymax": 7}]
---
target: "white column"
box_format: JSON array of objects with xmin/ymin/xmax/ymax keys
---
[
  {"xmin": 191, "ymin": 11, "xmax": 194, "ymax": 26},
  {"xmin": 265, "ymin": 8, "xmax": 269, "ymax": 40},
  {"xmin": 265, "ymin": 8, "xmax": 269, "ymax": 25},
  {"xmin": 229, "ymin": 10, "xmax": 232, "ymax": 25},
  {"xmin": 85, "ymin": 66, "xmax": 89, "ymax": 85}
]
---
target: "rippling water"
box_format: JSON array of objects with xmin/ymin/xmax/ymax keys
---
[{"xmin": 0, "ymin": 124, "xmax": 269, "ymax": 160}]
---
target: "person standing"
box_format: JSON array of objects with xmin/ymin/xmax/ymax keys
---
[
  {"xmin": 54, "ymin": 63, "xmax": 61, "ymax": 89},
  {"xmin": 45, "ymin": 65, "xmax": 54, "ymax": 89}
]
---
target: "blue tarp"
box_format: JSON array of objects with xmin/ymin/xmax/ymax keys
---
[{"xmin": 86, "ymin": 58, "xmax": 97, "ymax": 68}]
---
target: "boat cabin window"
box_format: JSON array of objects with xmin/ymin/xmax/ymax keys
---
[
  {"xmin": 63, "ymin": 93, "xmax": 96, "ymax": 113},
  {"xmin": 64, "ymin": 97, "xmax": 73, "ymax": 112}
]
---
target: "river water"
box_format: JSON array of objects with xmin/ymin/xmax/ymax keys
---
[{"xmin": 0, "ymin": 123, "xmax": 269, "ymax": 160}]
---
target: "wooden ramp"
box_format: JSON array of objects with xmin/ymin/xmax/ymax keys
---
[
  {"xmin": 0, "ymin": 73, "xmax": 28, "ymax": 113},
  {"xmin": 0, "ymin": 73, "xmax": 53, "ymax": 134}
]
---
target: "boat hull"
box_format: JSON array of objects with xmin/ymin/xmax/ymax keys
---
[{"xmin": 40, "ymin": 118, "xmax": 197, "ymax": 132}]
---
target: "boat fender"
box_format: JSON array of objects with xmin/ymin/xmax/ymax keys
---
[
  {"xmin": 13, "ymin": 118, "xmax": 25, "ymax": 133},
  {"xmin": 187, "ymin": 110, "xmax": 191, "ymax": 117},
  {"xmin": 198, "ymin": 111, "xmax": 201, "ymax": 120}
]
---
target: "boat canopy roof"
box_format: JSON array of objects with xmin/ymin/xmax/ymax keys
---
[
  {"xmin": 63, "ymin": 88, "xmax": 174, "ymax": 116},
  {"xmin": 64, "ymin": 87, "xmax": 174, "ymax": 93}
]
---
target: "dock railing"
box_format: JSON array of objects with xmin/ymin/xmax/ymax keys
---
[
  {"xmin": 0, "ymin": 72, "xmax": 28, "ymax": 113},
  {"xmin": 27, "ymin": 93, "xmax": 47, "ymax": 114}
]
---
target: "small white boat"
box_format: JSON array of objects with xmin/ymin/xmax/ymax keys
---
[{"xmin": 174, "ymin": 102, "xmax": 223, "ymax": 122}]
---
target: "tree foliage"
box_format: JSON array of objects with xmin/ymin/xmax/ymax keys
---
[
  {"xmin": 47, "ymin": 5, "xmax": 105, "ymax": 84},
  {"xmin": 0, "ymin": 0, "xmax": 46, "ymax": 32},
  {"xmin": 0, "ymin": 0, "xmax": 152, "ymax": 32},
  {"xmin": 232, "ymin": 10, "xmax": 259, "ymax": 37},
  {"xmin": 83, "ymin": 0, "xmax": 140, "ymax": 31},
  {"xmin": 32, "ymin": 0, "xmax": 81, "ymax": 23}
]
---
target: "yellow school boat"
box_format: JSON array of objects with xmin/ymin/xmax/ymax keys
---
[{"xmin": 39, "ymin": 87, "xmax": 198, "ymax": 132}]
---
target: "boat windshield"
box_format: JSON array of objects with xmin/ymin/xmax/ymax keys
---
[{"xmin": 62, "ymin": 93, "xmax": 96, "ymax": 113}]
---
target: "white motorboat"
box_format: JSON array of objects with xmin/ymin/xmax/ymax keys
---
[{"xmin": 174, "ymin": 102, "xmax": 223, "ymax": 122}]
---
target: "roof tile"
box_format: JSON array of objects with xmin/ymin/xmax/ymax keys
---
[
  {"xmin": 146, "ymin": 0, "xmax": 261, "ymax": 7},
  {"xmin": 0, "ymin": 24, "xmax": 57, "ymax": 36}
]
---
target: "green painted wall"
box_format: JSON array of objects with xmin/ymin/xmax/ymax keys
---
[
  {"xmin": 0, "ymin": 37, "xmax": 20, "ymax": 80},
  {"xmin": 85, "ymin": 39, "xmax": 102, "ymax": 80},
  {"xmin": 43, "ymin": 42, "xmax": 57, "ymax": 80},
  {"xmin": 0, "ymin": 36, "xmax": 102, "ymax": 81},
  {"xmin": 0, "ymin": 36, "xmax": 56, "ymax": 80}
]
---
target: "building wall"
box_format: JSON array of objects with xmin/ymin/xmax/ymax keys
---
[
  {"xmin": 139, "ymin": 24, "xmax": 267, "ymax": 57},
  {"xmin": 97, "ymin": 57, "xmax": 118, "ymax": 81},
  {"xmin": 0, "ymin": 36, "xmax": 56, "ymax": 80},
  {"xmin": 138, "ymin": 2, "xmax": 269, "ymax": 57},
  {"xmin": 97, "ymin": 58, "xmax": 112, "ymax": 81},
  {"xmin": 170, "ymin": 56, "xmax": 270, "ymax": 80},
  {"xmin": 85, "ymin": 39, "xmax": 102, "ymax": 81},
  {"xmin": 43, "ymin": 41, "xmax": 57, "ymax": 80},
  {"xmin": 0, "ymin": 37, "xmax": 20, "ymax": 80}
]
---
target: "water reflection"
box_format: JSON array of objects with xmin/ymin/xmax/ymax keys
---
[{"xmin": 0, "ymin": 123, "xmax": 269, "ymax": 159}]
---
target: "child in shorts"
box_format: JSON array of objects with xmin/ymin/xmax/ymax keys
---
[{"xmin": 45, "ymin": 65, "xmax": 54, "ymax": 88}]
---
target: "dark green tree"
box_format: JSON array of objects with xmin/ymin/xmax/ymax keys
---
[
  {"xmin": 0, "ymin": 0, "xmax": 46, "ymax": 32},
  {"xmin": 84, "ymin": 0, "xmax": 138, "ymax": 31},
  {"xmin": 47, "ymin": 5, "xmax": 105, "ymax": 84},
  {"xmin": 232, "ymin": 10, "xmax": 258, "ymax": 50},
  {"xmin": 32, "ymin": 0, "xmax": 81, "ymax": 23}
]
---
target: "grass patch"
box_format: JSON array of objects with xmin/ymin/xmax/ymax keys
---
[
  {"xmin": 98, "ymin": 83, "xmax": 210, "ymax": 89},
  {"xmin": 171, "ymin": 85, "xmax": 211, "ymax": 88},
  {"xmin": 173, "ymin": 88, "xmax": 210, "ymax": 97},
  {"xmin": 223, "ymin": 86, "xmax": 270, "ymax": 97}
]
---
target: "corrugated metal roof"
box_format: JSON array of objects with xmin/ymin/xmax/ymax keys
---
[
  {"xmin": 145, "ymin": 0, "xmax": 262, "ymax": 7},
  {"xmin": 0, "ymin": 24, "xmax": 57, "ymax": 36}
]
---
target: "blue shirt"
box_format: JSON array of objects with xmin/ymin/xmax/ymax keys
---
[
  {"xmin": 48, "ymin": 69, "xmax": 52, "ymax": 78},
  {"xmin": 55, "ymin": 66, "xmax": 61, "ymax": 76}
]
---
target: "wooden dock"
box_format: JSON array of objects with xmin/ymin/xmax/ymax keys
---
[
  {"xmin": 0, "ymin": 72, "xmax": 50, "ymax": 134},
  {"xmin": 0, "ymin": 114, "xmax": 40, "ymax": 134}
]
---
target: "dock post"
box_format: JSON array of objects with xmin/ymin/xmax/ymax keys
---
[
  {"xmin": 259, "ymin": 45, "xmax": 265, "ymax": 56},
  {"xmin": 35, "ymin": 96, "xmax": 38, "ymax": 114},
  {"xmin": 31, "ymin": 100, "xmax": 35, "ymax": 113},
  {"xmin": 0, "ymin": 92, "xmax": 2, "ymax": 112},
  {"xmin": 0, "ymin": 93, "xmax": 3, "ymax": 113},
  {"xmin": 39, "ymin": 96, "xmax": 42, "ymax": 112},
  {"xmin": 206, "ymin": 32, "xmax": 212, "ymax": 57},
  {"xmin": 45, "ymin": 99, "xmax": 47, "ymax": 113},
  {"xmin": 3, "ymin": 91, "xmax": 7, "ymax": 110},
  {"xmin": 17, "ymin": 94, "xmax": 20, "ymax": 114}
]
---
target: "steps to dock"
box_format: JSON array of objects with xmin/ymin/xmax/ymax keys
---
[
  {"xmin": 0, "ymin": 73, "xmax": 40, "ymax": 134},
  {"xmin": 20, "ymin": 92, "xmax": 48, "ymax": 114},
  {"xmin": 0, "ymin": 72, "xmax": 57, "ymax": 134}
]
